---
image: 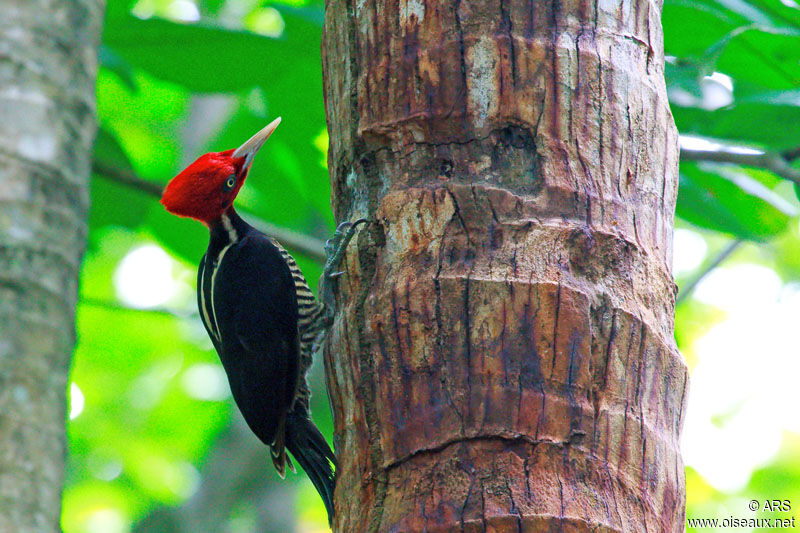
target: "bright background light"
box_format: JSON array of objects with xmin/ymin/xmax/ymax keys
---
[
  {"xmin": 676, "ymin": 243, "xmax": 800, "ymax": 492},
  {"xmin": 113, "ymin": 244, "xmax": 179, "ymax": 309},
  {"xmin": 181, "ymin": 363, "xmax": 231, "ymax": 401},
  {"xmin": 69, "ymin": 383, "xmax": 85, "ymax": 420},
  {"xmin": 673, "ymin": 229, "xmax": 708, "ymax": 275}
]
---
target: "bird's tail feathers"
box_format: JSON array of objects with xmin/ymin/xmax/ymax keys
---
[
  {"xmin": 270, "ymin": 418, "xmax": 295, "ymax": 478},
  {"xmin": 284, "ymin": 410, "xmax": 337, "ymax": 525}
]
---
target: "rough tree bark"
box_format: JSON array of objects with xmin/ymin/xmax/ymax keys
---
[
  {"xmin": 322, "ymin": 0, "xmax": 687, "ymax": 531},
  {"xmin": 0, "ymin": 1, "xmax": 103, "ymax": 530}
]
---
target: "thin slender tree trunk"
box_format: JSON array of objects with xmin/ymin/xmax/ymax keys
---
[
  {"xmin": 0, "ymin": 1, "xmax": 103, "ymax": 530},
  {"xmin": 322, "ymin": 0, "xmax": 687, "ymax": 531}
]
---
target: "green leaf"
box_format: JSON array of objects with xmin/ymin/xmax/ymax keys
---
[
  {"xmin": 663, "ymin": 0, "xmax": 800, "ymax": 98},
  {"xmin": 749, "ymin": 0, "xmax": 800, "ymax": 29},
  {"xmin": 90, "ymin": 128, "xmax": 150, "ymax": 231},
  {"xmin": 198, "ymin": 0, "xmax": 226, "ymax": 16},
  {"xmin": 104, "ymin": 16, "xmax": 270, "ymax": 92},
  {"xmin": 714, "ymin": 0, "xmax": 777, "ymax": 27},
  {"xmin": 737, "ymin": 88, "xmax": 800, "ymax": 105},
  {"xmin": 99, "ymin": 45, "xmax": 137, "ymax": 92},
  {"xmin": 103, "ymin": 8, "xmax": 321, "ymax": 93},
  {"xmin": 144, "ymin": 202, "xmax": 209, "ymax": 264},
  {"xmin": 677, "ymin": 161, "xmax": 793, "ymax": 240},
  {"xmin": 666, "ymin": 60, "xmax": 705, "ymax": 99},
  {"xmin": 94, "ymin": 126, "xmax": 135, "ymax": 174},
  {"xmin": 716, "ymin": 28, "xmax": 800, "ymax": 92},
  {"xmin": 274, "ymin": 4, "xmax": 325, "ymax": 27},
  {"xmin": 769, "ymin": 219, "xmax": 800, "ymax": 280},
  {"xmin": 672, "ymin": 103, "xmax": 800, "ymax": 151},
  {"xmin": 95, "ymin": 69, "xmax": 186, "ymax": 178},
  {"xmin": 105, "ymin": 0, "xmax": 137, "ymax": 22},
  {"xmin": 715, "ymin": 165, "xmax": 797, "ymax": 215},
  {"xmin": 662, "ymin": 0, "xmax": 744, "ymax": 57}
]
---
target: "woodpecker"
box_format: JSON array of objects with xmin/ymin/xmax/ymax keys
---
[{"xmin": 160, "ymin": 117, "xmax": 363, "ymax": 523}]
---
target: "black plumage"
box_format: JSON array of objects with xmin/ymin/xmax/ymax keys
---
[
  {"xmin": 160, "ymin": 118, "xmax": 364, "ymax": 525},
  {"xmin": 197, "ymin": 209, "xmax": 336, "ymax": 521}
]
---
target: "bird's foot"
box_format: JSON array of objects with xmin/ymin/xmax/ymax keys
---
[{"xmin": 320, "ymin": 218, "xmax": 368, "ymax": 314}]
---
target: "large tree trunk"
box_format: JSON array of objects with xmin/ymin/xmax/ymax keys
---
[
  {"xmin": 0, "ymin": 1, "xmax": 103, "ymax": 530},
  {"xmin": 322, "ymin": 0, "xmax": 687, "ymax": 531}
]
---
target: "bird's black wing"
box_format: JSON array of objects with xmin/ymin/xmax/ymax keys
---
[{"xmin": 210, "ymin": 232, "xmax": 300, "ymax": 448}]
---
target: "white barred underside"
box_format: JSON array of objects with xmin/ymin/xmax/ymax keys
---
[{"xmin": 269, "ymin": 238, "xmax": 328, "ymax": 413}]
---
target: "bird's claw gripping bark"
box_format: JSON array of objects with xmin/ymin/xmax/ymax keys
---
[
  {"xmin": 320, "ymin": 218, "xmax": 368, "ymax": 317},
  {"xmin": 323, "ymin": 219, "xmax": 367, "ymax": 273}
]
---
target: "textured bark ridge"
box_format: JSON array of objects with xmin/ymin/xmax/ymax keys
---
[
  {"xmin": 322, "ymin": 0, "xmax": 686, "ymax": 531},
  {"xmin": 0, "ymin": 1, "xmax": 102, "ymax": 530}
]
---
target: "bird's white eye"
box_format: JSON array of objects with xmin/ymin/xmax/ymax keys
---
[{"xmin": 225, "ymin": 176, "xmax": 236, "ymax": 190}]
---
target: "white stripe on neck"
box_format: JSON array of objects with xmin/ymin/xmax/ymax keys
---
[
  {"xmin": 198, "ymin": 259, "xmax": 220, "ymax": 343},
  {"xmin": 221, "ymin": 212, "xmax": 238, "ymax": 243},
  {"xmin": 210, "ymin": 242, "xmax": 234, "ymax": 339}
]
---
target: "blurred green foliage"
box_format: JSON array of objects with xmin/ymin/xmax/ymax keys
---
[
  {"xmin": 664, "ymin": 0, "xmax": 800, "ymax": 529},
  {"xmin": 65, "ymin": 0, "xmax": 800, "ymax": 531},
  {"xmin": 69, "ymin": 0, "xmax": 334, "ymax": 531}
]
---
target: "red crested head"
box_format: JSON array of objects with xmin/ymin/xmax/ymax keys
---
[
  {"xmin": 161, "ymin": 149, "xmax": 246, "ymax": 224},
  {"xmin": 161, "ymin": 117, "xmax": 281, "ymax": 225}
]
